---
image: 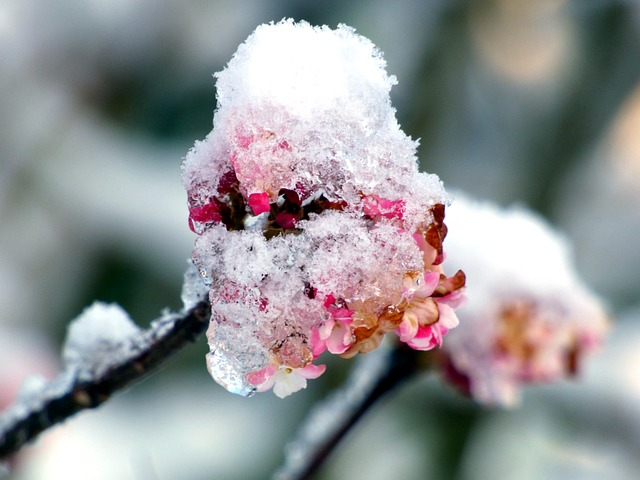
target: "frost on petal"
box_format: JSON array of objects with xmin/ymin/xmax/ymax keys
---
[
  {"xmin": 62, "ymin": 302, "xmax": 141, "ymax": 381},
  {"xmin": 182, "ymin": 20, "xmax": 465, "ymax": 396},
  {"xmin": 440, "ymin": 194, "xmax": 608, "ymax": 407}
]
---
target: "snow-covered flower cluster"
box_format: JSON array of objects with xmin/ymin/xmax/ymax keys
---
[
  {"xmin": 182, "ymin": 20, "xmax": 465, "ymax": 398},
  {"xmin": 440, "ymin": 195, "xmax": 608, "ymax": 406}
]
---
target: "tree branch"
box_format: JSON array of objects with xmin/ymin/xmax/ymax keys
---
[
  {"xmin": 0, "ymin": 299, "xmax": 211, "ymax": 460},
  {"xmin": 275, "ymin": 343, "xmax": 432, "ymax": 480}
]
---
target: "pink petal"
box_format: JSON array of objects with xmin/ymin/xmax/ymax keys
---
[
  {"xmin": 326, "ymin": 323, "xmax": 352, "ymax": 354},
  {"xmin": 417, "ymin": 271, "xmax": 441, "ymax": 298},
  {"xmin": 246, "ymin": 365, "xmax": 277, "ymax": 391},
  {"xmin": 257, "ymin": 379, "xmax": 276, "ymax": 393},
  {"xmin": 362, "ymin": 195, "xmax": 404, "ymax": 220},
  {"xmin": 189, "ymin": 201, "xmax": 221, "ymax": 222},
  {"xmin": 318, "ymin": 318, "xmax": 336, "ymax": 340},
  {"xmin": 331, "ymin": 307, "xmax": 354, "ymax": 323},
  {"xmin": 310, "ymin": 329, "xmax": 327, "ymax": 357},
  {"xmin": 275, "ymin": 212, "xmax": 298, "ymax": 229},
  {"xmin": 377, "ymin": 197, "xmax": 404, "ymax": 220},
  {"xmin": 441, "ymin": 289, "xmax": 467, "ymax": 310},
  {"xmin": 406, "ymin": 325, "xmax": 440, "ymax": 350},
  {"xmin": 436, "ymin": 302, "xmax": 459, "ymax": 330},
  {"xmin": 248, "ymin": 192, "xmax": 271, "ymax": 215},
  {"xmin": 323, "ymin": 294, "xmax": 336, "ymax": 309},
  {"xmin": 246, "ymin": 365, "xmax": 276, "ymax": 385},
  {"xmin": 362, "ymin": 196, "xmax": 382, "ymax": 218},
  {"xmin": 413, "ymin": 233, "xmax": 438, "ymax": 266},
  {"xmin": 188, "ymin": 201, "xmax": 222, "ymax": 232},
  {"xmin": 397, "ymin": 316, "xmax": 418, "ymax": 342},
  {"xmin": 298, "ymin": 363, "xmax": 326, "ymax": 379}
]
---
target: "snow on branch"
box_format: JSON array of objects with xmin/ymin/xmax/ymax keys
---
[{"xmin": 0, "ymin": 267, "xmax": 210, "ymax": 460}]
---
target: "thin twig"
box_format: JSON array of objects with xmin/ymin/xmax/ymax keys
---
[
  {"xmin": 276, "ymin": 343, "xmax": 432, "ymax": 480},
  {"xmin": 0, "ymin": 299, "xmax": 211, "ymax": 460}
]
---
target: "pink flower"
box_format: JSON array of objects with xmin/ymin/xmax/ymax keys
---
[
  {"xmin": 247, "ymin": 363, "xmax": 326, "ymax": 398},
  {"xmin": 397, "ymin": 271, "xmax": 465, "ymax": 350}
]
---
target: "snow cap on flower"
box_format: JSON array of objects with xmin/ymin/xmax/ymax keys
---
[
  {"xmin": 440, "ymin": 194, "xmax": 608, "ymax": 407},
  {"xmin": 183, "ymin": 20, "xmax": 465, "ymax": 397},
  {"xmin": 182, "ymin": 19, "xmax": 447, "ymax": 230}
]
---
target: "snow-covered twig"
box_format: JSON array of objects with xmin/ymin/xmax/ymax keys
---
[
  {"xmin": 275, "ymin": 342, "xmax": 430, "ymax": 480},
  {"xmin": 0, "ymin": 298, "xmax": 210, "ymax": 460}
]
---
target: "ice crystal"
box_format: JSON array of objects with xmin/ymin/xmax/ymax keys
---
[
  {"xmin": 180, "ymin": 260, "xmax": 210, "ymax": 311},
  {"xmin": 440, "ymin": 194, "xmax": 608, "ymax": 406},
  {"xmin": 182, "ymin": 20, "xmax": 465, "ymax": 397}
]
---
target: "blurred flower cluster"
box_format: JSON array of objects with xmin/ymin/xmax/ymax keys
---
[{"xmin": 440, "ymin": 195, "xmax": 608, "ymax": 406}]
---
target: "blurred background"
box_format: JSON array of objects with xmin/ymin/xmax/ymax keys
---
[{"xmin": 2, "ymin": 0, "xmax": 640, "ymax": 479}]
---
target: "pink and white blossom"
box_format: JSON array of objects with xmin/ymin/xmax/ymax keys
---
[{"xmin": 248, "ymin": 364, "xmax": 327, "ymax": 399}]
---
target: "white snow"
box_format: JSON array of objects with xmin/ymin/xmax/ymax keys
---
[
  {"xmin": 62, "ymin": 302, "xmax": 142, "ymax": 381},
  {"xmin": 182, "ymin": 19, "xmax": 448, "ymax": 222}
]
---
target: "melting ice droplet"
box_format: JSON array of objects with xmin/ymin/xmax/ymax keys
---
[{"xmin": 182, "ymin": 19, "xmax": 466, "ymax": 397}]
